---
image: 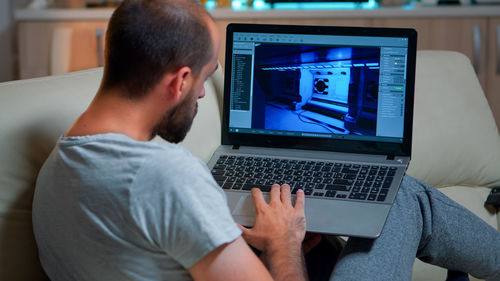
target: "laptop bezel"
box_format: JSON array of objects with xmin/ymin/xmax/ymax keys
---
[{"xmin": 221, "ymin": 23, "xmax": 417, "ymax": 157}]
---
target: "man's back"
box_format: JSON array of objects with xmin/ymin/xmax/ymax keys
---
[{"xmin": 32, "ymin": 133, "xmax": 240, "ymax": 281}]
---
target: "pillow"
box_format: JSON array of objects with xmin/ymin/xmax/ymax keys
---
[
  {"xmin": 406, "ymin": 51, "xmax": 500, "ymax": 188},
  {"xmin": 0, "ymin": 68, "xmax": 102, "ymax": 281}
]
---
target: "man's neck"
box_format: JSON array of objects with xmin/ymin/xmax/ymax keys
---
[{"xmin": 65, "ymin": 89, "xmax": 163, "ymax": 141}]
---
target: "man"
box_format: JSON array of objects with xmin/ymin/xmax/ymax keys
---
[
  {"xmin": 33, "ymin": 1, "xmax": 308, "ymax": 280},
  {"xmin": 33, "ymin": 0, "xmax": 500, "ymax": 280}
]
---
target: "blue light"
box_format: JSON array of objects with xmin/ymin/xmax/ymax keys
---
[
  {"xmin": 252, "ymin": 0, "xmax": 271, "ymax": 9},
  {"xmin": 263, "ymin": 0, "xmax": 378, "ymax": 10},
  {"xmin": 205, "ymin": 0, "xmax": 216, "ymax": 9}
]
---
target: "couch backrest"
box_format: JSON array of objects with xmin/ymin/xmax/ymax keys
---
[
  {"xmin": 407, "ymin": 50, "xmax": 500, "ymax": 188},
  {"xmin": 0, "ymin": 51, "xmax": 499, "ymax": 281},
  {"xmin": 0, "ymin": 67, "xmax": 223, "ymax": 281}
]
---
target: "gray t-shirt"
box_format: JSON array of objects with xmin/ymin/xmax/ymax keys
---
[{"xmin": 33, "ymin": 133, "xmax": 241, "ymax": 281}]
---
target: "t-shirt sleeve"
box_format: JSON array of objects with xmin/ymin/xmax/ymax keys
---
[{"xmin": 130, "ymin": 147, "xmax": 241, "ymax": 269}]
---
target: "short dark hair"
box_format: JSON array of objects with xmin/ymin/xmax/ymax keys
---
[{"xmin": 101, "ymin": 0, "xmax": 213, "ymax": 99}]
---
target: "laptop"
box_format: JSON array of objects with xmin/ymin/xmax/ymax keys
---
[{"xmin": 207, "ymin": 23, "xmax": 417, "ymax": 238}]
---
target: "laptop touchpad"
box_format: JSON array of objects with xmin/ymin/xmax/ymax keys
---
[{"xmin": 232, "ymin": 194, "xmax": 256, "ymax": 216}]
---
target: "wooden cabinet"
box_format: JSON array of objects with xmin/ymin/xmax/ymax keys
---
[
  {"xmin": 487, "ymin": 17, "xmax": 500, "ymax": 124},
  {"xmin": 18, "ymin": 21, "xmax": 107, "ymax": 79}
]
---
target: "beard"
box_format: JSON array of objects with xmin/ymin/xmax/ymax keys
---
[{"xmin": 151, "ymin": 89, "xmax": 198, "ymax": 144}]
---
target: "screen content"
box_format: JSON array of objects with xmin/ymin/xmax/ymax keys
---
[{"xmin": 228, "ymin": 32, "xmax": 409, "ymax": 143}]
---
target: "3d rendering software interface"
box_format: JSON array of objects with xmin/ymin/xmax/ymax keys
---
[{"xmin": 228, "ymin": 32, "xmax": 409, "ymax": 143}]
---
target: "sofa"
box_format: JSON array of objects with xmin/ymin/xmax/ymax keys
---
[{"xmin": 0, "ymin": 50, "xmax": 498, "ymax": 281}]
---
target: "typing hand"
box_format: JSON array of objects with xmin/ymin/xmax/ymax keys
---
[{"xmin": 238, "ymin": 184, "xmax": 306, "ymax": 255}]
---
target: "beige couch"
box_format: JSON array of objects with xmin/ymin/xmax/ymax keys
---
[{"xmin": 0, "ymin": 50, "xmax": 499, "ymax": 281}]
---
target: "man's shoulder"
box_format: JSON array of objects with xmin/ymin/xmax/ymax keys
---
[{"xmin": 58, "ymin": 133, "xmax": 196, "ymax": 161}]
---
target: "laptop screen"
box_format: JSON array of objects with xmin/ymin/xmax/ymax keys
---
[{"xmin": 222, "ymin": 24, "xmax": 417, "ymax": 156}]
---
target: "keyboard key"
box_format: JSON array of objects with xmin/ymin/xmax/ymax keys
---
[
  {"xmin": 342, "ymin": 168, "xmax": 359, "ymax": 174},
  {"xmin": 213, "ymin": 175, "xmax": 227, "ymax": 182},
  {"xmin": 349, "ymin": 192, "xmax": 368, "ymax": 200},
  {"xmin": 332, "ymin": 179, "xmax": 354, "ymax": 185},
  {"xmin": 344, "ymin": 174, "xmax": 356, "ymax": 180},
  {"xmin": 211, "ymin": 169, "xmax": 225, "ymax": 175},
  {"xmin": 306, "ymin": 183, "xmax": 315, "ymax": 189},
  {"xmin": 326, "ymin": 184, "xmax": 351, "ymax": 192},
  {"xmin": 222, "ymin": 182, "xmax": 233, "ymax": 189},
  {"xmin": 313, "ymin": 192, "xmax": 324, "ymax": 197},
  {"xmin": 246, "ymin": 178, "xmax": 256, "ymax": 184},
  {"xmin": 232, "ymin": 183, "xmax": 243, "ymax": 190},
  {"xmin": 325, "ymin": 191, "xmax": 337, "ymax": 197},
  {"xmin": 242, "ymin": 184, "xmax": 270, "ymax": 192}
]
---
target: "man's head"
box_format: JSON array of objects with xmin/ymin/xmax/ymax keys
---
[
  {"xmin": 101, "ymin": 0, "xmax": 214, "ymax": 99},
  {"xmin": 98, "ymin": 0, "xmax": 220, "ymax": 143}
]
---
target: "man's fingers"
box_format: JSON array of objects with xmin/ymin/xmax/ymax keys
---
[
  {"xmin": 280, "ymin": 184, "xmax": 291, "ymax": 205},
  {"xmin": 269, "ymin": 184, "xmax": 281, "ymax": 204},
  {"xmin": 237, "ymin": 223, "xmax": 249, "ymax": 232},
  {"xmin": 250, "ymin": 187, "xmax": 266, "ymax": 212},
  {"xmin": 294, "ymin": 188, "xmax": 305, "ymax": 211}
]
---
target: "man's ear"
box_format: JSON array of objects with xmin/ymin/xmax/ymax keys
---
[{"xmin": 169, "ymin": 66, "xmax": 192, "ymax": 102}]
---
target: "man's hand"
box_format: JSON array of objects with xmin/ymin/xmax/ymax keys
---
[{"xmin": 238, "ymin": 184, "xmax": 308, "ymax": 281}]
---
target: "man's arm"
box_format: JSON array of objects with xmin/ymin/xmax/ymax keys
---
[
  {"xmin": 189, "ymin": 236, "xmax": 274, "ymax": 281},
  {"xmin": 189, "ymin": 184, "xmax": 308, "ymax": 281}
]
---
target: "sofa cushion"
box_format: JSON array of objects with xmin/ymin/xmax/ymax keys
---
[
  {"xmin": 407, "ymin": 51, "xmax": 500, "ymax": 189},
  {"xmin": 0, "ymin": 69, "xmax": 101, "ymax": 280},
  {"xmin": 0, "ymin": 66, "xmax": 223, "ymax": 281}
]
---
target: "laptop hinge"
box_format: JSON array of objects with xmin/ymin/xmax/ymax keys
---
[
  {"xmin": 386, "ymin": 154, "xmax": 395, "ymax": 160},
  {"xmin": 232, "ymin": 144, "xmax": 240, "ymax": 150}
]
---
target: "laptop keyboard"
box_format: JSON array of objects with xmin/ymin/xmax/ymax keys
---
[{"xmin": 210, "ymin": 155, "xmax": 397, "ymax": 202}]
